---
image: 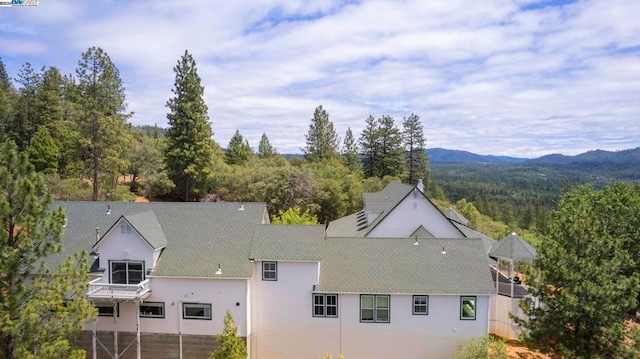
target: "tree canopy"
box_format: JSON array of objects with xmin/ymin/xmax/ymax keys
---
[
  {"xmin": 0, "ymin": 141, "xmax": 95, "ymax": 358},
  {"xmin": 165, "ymin": 50, "xmax": 217, "ymax": 201},
  {"xmin": 302, "ymin": 105, "xmax": 339, "ymax": 162},
  {"xmin": 516, "ymin": 183, "xmax": 640, "ymax": 358}
]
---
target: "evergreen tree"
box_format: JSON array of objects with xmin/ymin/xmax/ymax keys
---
[
  {"xmin": 359, "ymin": 115, "xmax": 379, "ymax": 178},
  {"xmin": 27, "ymin": 126, "xmax": 60, "ymax": 173},
  {"xmin": 0, "ymin": 57, "xmax": 11, "ymax": 93},
  {"xmin": 402, "ymin": 113, "xmax": 429, "ymax": 185},
  {"xmin": 376, "ymin": 115, "xmax": 404, "ymax": 178},
  {"xmin": 516, "ymin": 184, "xmax": 640, "ymax": 358},
  {"xmin": 341, "ymin": 127, "xmax": 361, "ymax": 172},
  {"xmin": 302, "ymin": 105, "xmax": 339, "ymax": 162},
  {"xmin": 12, "ymin": 62, "xmax": 41, "ymax": 149},
  {"xmin": 258, "ymin": 132, "xmax": 276, "ymax": 158},
  {"xmin": 210, "ymin": 311, "xmax": 247, "ymax": 359},
  {"xmin": 35, "ymin": 67, "xmax": 65, "ymax": 131},
  {"xmin": 165, "ymin": 50, "xmax": 216, "ymax": 201},
  {"xmin": 0, "ymin": 58, "xmax": 15, "ymax": 143},
  {"xmin": 75, "ymin": 47, "xmax": 130, "ymax": 200},
  {"xmin": 0, "ymin": 141, "xmax": 95, "ymax": 359},
  {"xmin": 225, "ymin": 129, "xmax": 252, "ymax": 165}
]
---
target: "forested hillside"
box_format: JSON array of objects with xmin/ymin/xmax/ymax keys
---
[{"xmin": 430, "ymin": 147, "xmax": 640, "ymax": 232}]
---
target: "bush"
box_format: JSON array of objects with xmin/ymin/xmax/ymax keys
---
[{"xmin": 452, "ymin": 336, "xmax": 507, "ymax": 359}]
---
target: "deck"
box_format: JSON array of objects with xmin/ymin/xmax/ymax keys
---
[{"xmin": 86, "ymin": 278, "xmax": 151, "ymax": 302}]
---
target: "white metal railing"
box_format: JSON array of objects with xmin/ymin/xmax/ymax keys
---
[{"xmin": 86, "ymin": 277, "xmax": 151, "ymax": 300}]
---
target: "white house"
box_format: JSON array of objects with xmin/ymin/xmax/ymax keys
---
[{"xmin": 51, "ymin": 180, "xmax": 498, "ymax": 359}]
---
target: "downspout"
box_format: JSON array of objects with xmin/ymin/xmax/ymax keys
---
[{"xmin": 179, "ymin": 300, "xmax": 183, "ymax": 359}]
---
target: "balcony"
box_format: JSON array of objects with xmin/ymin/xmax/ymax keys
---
[{"xmin": 86, "ymin": 277, "xmax": 151, "ymax": 302}]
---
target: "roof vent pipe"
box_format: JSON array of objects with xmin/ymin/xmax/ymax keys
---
[{"xmin": 95, "ymin": 227, "xmax": 100, "ymax": 242}]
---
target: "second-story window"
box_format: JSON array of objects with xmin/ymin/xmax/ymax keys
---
[
  {"xmin": 262, "ymin": 261, "xmax": 277, "ymax": 281},
  {"xmin": 111, "ymin": 261, "xmax": 144, "ymax": 284}
]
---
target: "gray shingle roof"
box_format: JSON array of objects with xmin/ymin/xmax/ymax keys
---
[
  {"xmin": 489, "ymin": 232, "xmax": 537, "ymax": 261},
  {"xmin": 316, "ymin": 237, "xmax": 495, "ymax": 295},
  {"xmin": 50, "ymin": 202, "xmax": 267, "ymax": 278},
  {"xmin": 410, "ymin": 225, "xmax": 435, "ymax": 238},
  {"xmin": 445, "ymin": 208, "xmax": 469, "ymax": 225},
  {"xmin": 124, "ymin": 211, "xmax": 167, "ymax": 249},
  {"xmin": 250, "ymin": 224, "xmax": 325, "ymax": 261}
]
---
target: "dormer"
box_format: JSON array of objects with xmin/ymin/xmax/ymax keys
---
[{"xmin": 93, "ymin": 211, "xmax": 167, "ymax": 283}]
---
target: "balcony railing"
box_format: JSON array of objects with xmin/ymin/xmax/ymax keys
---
[{"xmin": 86, "ymin": 277, "xmax": 151, "ymax": 301}]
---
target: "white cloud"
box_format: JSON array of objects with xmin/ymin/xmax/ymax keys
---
[{"xmin": 0, "ymin": 0, "xmax": 638, "ymax": 157}]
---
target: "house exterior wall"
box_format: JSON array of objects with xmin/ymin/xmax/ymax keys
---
[
  {"xmin": 88, "ymin": 277, "xmax": 248, "ymax": 337},
  {"xmin": 96, "ymin": 222, "xmax": 156, "ymax": 279},
  {"xmin": 368, "ymin": 193, "xmax": 464, "ymax": 238},
  {"xmin": 250, "ymin": 260, "xmax": 323, "ymax": 358}
]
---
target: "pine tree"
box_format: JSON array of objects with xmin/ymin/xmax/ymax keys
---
[
  {"xmin": 376, "ymin": 115, "xmax": 404, "ymax": 178},
  {"xmin": 302, "ymin": 105, "xmax": 339, "ymax": 162},
  {"xmin": 0, "ymin": 141, "xmax": 95, "ymax": 359},
  {"xmin": 516, "ymin": 184, "xmax": 640, "ymax": 357},
  {"xmin": 402, "ymin": 113, "xmax": 429, "ymax": 185},
  {"xmin": 359, "ymin": 115, "xmax": 379, "ymax": 178},
  {"xmin": 0, "ymin": 58, "xmax": 15, "ymax": 143},
  {"xmin": 225, "ymin": 129, "xmax": 252, "ymax": 165},
  {"xmin": 75, "ymin": 47, "xmax": 130, "ymax": 200},
  {"xmin": 165, "ymin": 50, "xmax": 217, "ymax": 201},
  {"xmin": 258, "ymin": 132, "xmax": 276, "ymax": 158},
  {"xmin": 341, "ymin": 127, "xmax": 361, "ymax": 172},
  {"xmin": 28, "ymin": 126, "xmax": 59, "ymax": 173},
  {"xmin": 12, "ymin": 62, "xmax": 41, "ymax": 149},
  {"xmin": 210, "ymin": 311, "xmax": 247, "ymax": 359}
]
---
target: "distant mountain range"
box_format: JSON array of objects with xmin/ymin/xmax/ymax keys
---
[{"xmin": 427, "ymin": 147, "xmax": 640, "ymax": 165}]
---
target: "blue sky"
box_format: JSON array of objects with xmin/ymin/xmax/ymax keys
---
[{"xmin": 1, "ymin": 0, "xmax": 639, "ymax": 157}]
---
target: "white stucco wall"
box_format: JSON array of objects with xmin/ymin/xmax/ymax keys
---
[
  {"xmin": 252, "ymin": 290, "xmax": 489, "ymax": 359},
  {"xmin": 368, "ymin": 192, "xmax": 464, "ymax": 238},
  {"xmin": 96, "ymin": 220, "xmax": 156, "ymax": 281},
  {"xmin": 89, "ymin": 277, "xmax": 249, "ymax": 337},
  {"xmin": 250, "ymin": 260, "xmax": 325, "ymax": 358}
]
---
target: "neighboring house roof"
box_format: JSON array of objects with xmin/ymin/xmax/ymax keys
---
[
  {"xmin": 445, "ymin": 208, "xmax": 469, "ymax": 225},
  {"xmin": 49, "ymin": 202, "xmax": 268, "ymax": 278},
  {"xmin": 489, "ymin": 232, "xmax": 537, "ymax": 261},
  {"xmin": 325, "ymin": 212, "xmax": 366, "ymax": 237},
  {"xmin": 250, "ymin": 224, "xmax": 325, "ymax": 261},
  {"xmin": 316, "ymin": 237, "xmax": 495, "ymax": 295}
]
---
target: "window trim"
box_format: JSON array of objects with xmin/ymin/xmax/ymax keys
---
[
  {"xmin": 312, "ymin": 293, "xmax": 338, "ymax": 318},
  {"xmin": 95, "ymin": 302, "xmax": 119, "ymax": 317},
  {"xmin": 412, "ymin": 295, "xmax": 429, "ymax": 315},
  {"xmin": 460, "ymin": 296, "xmax": 477, "ymax": 320},
  {"xmin": 140, "ymin": 302, "xmax": 165, "ymax": 319},
  {"xmin": 109, "ymin": 260, "xmax": 145, "ymax": 284},
  {"xmin": 360, "ymin": 294, "xmax": 390, "ymax": 323},
  {"xmin": 262, "ymin": 261, "xmax": 277, "ymax": 281},
  {"xmin": 182, "ymin": 303, "xmax": 212, "ymax": 320}
]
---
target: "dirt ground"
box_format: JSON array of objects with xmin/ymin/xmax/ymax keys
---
[{"xmin": 506, "ymin": 342, "xmax": 549, "ymax": 359}]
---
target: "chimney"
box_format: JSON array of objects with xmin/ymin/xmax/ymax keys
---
[{"xmin": 417, "ymin": 179, "xmax": 424, "ymax": 193}]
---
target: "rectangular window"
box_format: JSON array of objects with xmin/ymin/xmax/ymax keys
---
[
  {"xmin": 95, "ymin": 303, "xmax": 119, "ymax": 317},
  {"xmin": 413, "ymin": 295, "xmax": 429, "ymax": 315},
  {"xmin": 140, "ymin": 302, "xmax": 164, "ymax": 318},
  {"xmin": 262, "ymin": 261, "xmax": 277, "ymax": 281},
  {"xmin": 183, "ymin": 303, "xmax": 211, "ymax": 320},
  {"xmin": 460, "ymin": 296, "xmax": 477, "ymax": 320},
  {"xmin": 120, "ymin": 224, "xmax": 132, "ymax": 234},
  {"xmin": 110, "ymin": 261, "xmax": 144, "ymax": 284},
  {"xmin": 360, "ymin": 294, "xmax": 390, "ymax": 323},
  {"xmin": 313, "ymin": 294, "xmax": 338, "ymax": 318}
]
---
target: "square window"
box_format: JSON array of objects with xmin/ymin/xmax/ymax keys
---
[
  {"xmin": 183, "ymin": 303, "xmax": 211, "ymax": 320},
  {"xmin": 460, "ymin": 296, "xmax": 477, "ymax": 320},
  {"xmin": 360, "ymin": 295, "xmax": 389, "ymax": 323},
  {"xmin": 120, "ymin": 224, "xmax": 132, "ymax": 234},
  {"xmin": 95, "ymin": 303, "xmax": 119, "ymax": 317},
  {"xmin": 140, "ymin": 302, "xmax": 164, "ymax": 318},
  {"xmin": 262, "ymin": 261, "xmax": 277, "ymax": 281},
  {"xmin": 313, "ymin": 294, "xmax": 338, "ymax": 318},
  {"xmin": 413, "ymin": 295, "xmax": 429, "ymax": 315}
]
